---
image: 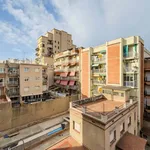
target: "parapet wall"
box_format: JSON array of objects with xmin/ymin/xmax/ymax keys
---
[{"xmin": 0, "ymin": 95, "xmax": 78, "ymax": 131}]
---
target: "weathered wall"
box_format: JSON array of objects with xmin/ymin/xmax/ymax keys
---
[{"xmin": 0, "ymin": 95, "xmax": 78, "ymax": 131}]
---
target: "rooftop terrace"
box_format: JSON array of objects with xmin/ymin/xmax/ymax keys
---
[{"xmin": 71, "ymin": 95, "xmax": 137, "ymax": 124}]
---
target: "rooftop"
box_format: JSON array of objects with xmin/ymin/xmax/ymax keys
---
[
  {"xmin": 72, "ymin": 95, "xmax": 137, "ymax": 124},
  {"xmin": 116, "ymin": 132, "xmax": 147, "ymax": 150},
  {"xmin": 49, "ymin": 136, "xmax": 88, "ymax": 150}
]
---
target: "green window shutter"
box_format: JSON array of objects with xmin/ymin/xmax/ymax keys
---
[
  {"xmin": 123, "ymin": 45, "xmax": 128, "ymax": 57},
  {"xmin": 134, "ymin": 44, "xmax": 137, "ymax": 53}
]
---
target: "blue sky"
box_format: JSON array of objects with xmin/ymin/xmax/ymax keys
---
[{"xmin": 0, "ymin": 0, "xmax": 150, "ymax": 60}]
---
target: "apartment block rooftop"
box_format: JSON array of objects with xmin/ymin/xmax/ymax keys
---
[{"xmin": 71, "ymin": 95, "xmax": 137, "ymax": 124}]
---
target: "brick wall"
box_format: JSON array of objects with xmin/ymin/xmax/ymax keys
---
[
  {"xmin": 81, "ymin": 51, "xmax": 89, "ymax": 98},
  {"xmin": 107, "ymin": 43, "xmax": 120, "ymax": 85}
]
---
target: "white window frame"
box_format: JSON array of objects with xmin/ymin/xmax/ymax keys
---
[
  {"xmin": 73, "ymin": 121, "xmax": 80, "ymax": 133},
  {"xmin": 110, "ymin": 129, "xmax": 116, "ymax": 145},
  {"xmin": 24, "ymin": 68, "xmax": 29, "ymax": 72}
]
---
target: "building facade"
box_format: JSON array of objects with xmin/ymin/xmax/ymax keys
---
[
  {"xmin": 70, "ymin": 95, "xmax": 142, "ymax": 150},
  {"xmin": 0, "ymin": 60, "xmax": 50, "ymax": 105},
  {"xmin": 80, "ymin": 36, "xmax": 145, "ymax": 129},
  {"xmin": 35, "ymin": 29, "xmax": 76, "ymax": 65},
  {"xmin": 50, "ymin": 48, "xmax": 81, "ymax": 96}
]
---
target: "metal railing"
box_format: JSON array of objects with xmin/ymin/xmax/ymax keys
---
[
  {"xmin": 93, "ymin": 56, "xmax": 106, "ymax": 63},
  {"xmin": 92, "ymin": 68, "xmax": 106, "ymax": 73},
  {"xmin": 8, "ymin": 81, "xmax": 19, "ymax": 85},
  {"xmin": 93, "ymin": 80, "xmax": 106, "ymax": 84},
  {"xmin": 124, "ymin": 67, "xmax": 137, "ymax": 72},
  {"xmin": 72, "ymin": 96, "xmax": 136, "ymax": 123},
  {"xmin": 123, "ymin": 52, "xmax": 138, "ymax": 58},
  {"xmin": 124, "ymin": 81, "xmax": 137, "ymax": 87}
]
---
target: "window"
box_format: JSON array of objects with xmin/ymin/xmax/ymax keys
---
[
  {"xmin": 113, "ymin": 92, "xmax": 119, "ymax": 96},
  {"xmin": 73, "ymin": 121, "xmax": 80, "ymax": 133},
  {"xmin": 121, "ymin": 93, "xmax": 124, "ymax": 97},
  {"xmin": 55, "ymin": 40, "xmax": 56, "ymax": 43},
  {"xmin": 58, "ymin": 41, "xmax": 59, "ymax": 44},
  {"xmin": 24, "ymin": 87, "xmax": 29, "ymax": 92},
  {"xmin": 24, "ymin": 77, "xmax": 29, "ymax": 81},
  {"xmin": 24, "ymin": 68, "xmax": 29, "ymax": 72},
  {"xmin": 120, "ymin": 122, "xmax": 125, "ymax": 135},
  {"xmin": 35, "ymin": 68, "xmax": 40, "ymax": 72},
  {"xmin": 42, "ymin": 44, "xmax": 45, "ymax": 47},
  {"xmin": 110, "ymin": 130, "xmax": 116, "ymax": 145},
  {"xmin": 58, "ymin": 46, "xmax": 59, "ymax": 49},
  {"xmin": 0, "ymin": 78, "xmax": 4, "ymax": 86},
  {"xmin": 128, "ymin": 116, "xmax": 131, "ymax": 127},
  {"xmin": 55, "ymin": 46, "xmax": 56, "ymax": 48},
  {"xmin": 0, "ymin": 68, "xmax": 4, "ymax": 73}
]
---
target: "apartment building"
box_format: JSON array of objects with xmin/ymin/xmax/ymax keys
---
[
  {"xmin": 49, "ymin": 95, "xmax": 147, "ymax": 150},
  {"xmin": 19, "ymin": 64, "xmax": 43, "ymax": 103},
  {"xmin": 50, "ymin": 48, "xmax": 81, "ymax": 96},
  {"xmin": 35, "ymin": 28, "xmax": 76, "ymax": 65},
  {"xmin": 144, "ymin": 57, "xmax": 150, "ymax": 117},
  {"xmin": 80, "ymin": 36, "xmax": 145, "ymax": 130},
  {"xmin": 0, "ymin": 62, "xmax": 6, "ymax": 102},
  {"xmin": 0, "ymin": 59, "xmax": 50, "ymax": 105}
]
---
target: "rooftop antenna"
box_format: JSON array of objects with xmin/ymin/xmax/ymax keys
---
[{"xmin": 22, "ymin": 50, "xmax": 27, "ymax": 60}]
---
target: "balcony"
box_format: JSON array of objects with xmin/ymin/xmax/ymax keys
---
[
  {"xmin": 43, "ymin": 80, "xmax": 48, "ymax": 85},
  {"xmin": 93, "ymin": 80, "xmax": 106, "ymax": 85},
  {"xmin": 69, "ymin": 67, "xmax": 80, "ymax": 71},
  {"xmin": 69, "ymin": 76, "xmax": 79, "ymax": 80},
  {"xmin": 35, "ymin": 47, "xmax": 39, "ymax": 51},
  {"xmin": 69, "ymin": 85, "xmax": 78, "ymax": 90},
  {"xmin": 54, "ymin": 60, "xmax": 62, "ymax": 66},
  {"xmin": 145, "ymin": 77, "xmax": 150, "ymax": 82},
  {"xmin": 47, "ymin": 43, "xmax": 53, "ymax": 48},
  {"xmin": 0, "ymin": 82, "xmax": 4, "ymax": 87},
  {"xmin": 7, "ymin": 91, "xmax": 20, "ymax": 97},
  {"xmin": 8, "ymin": 70, "xmax": 19, "ymax": 76},
  {"xmin": 124, "ymin": 67, "xmax": 138, "ymax": 73},
  {"xmin": 36, "ymin": 52, "xmax": 39, "ymax": 56},
  {"xmin": 93, "ymin": 56, "xmax": 106, "ymax": 64},
  {"xmin": 7, "ymin": 81, "xmax": 19, "ymax": 86},
  {"xmin": 54, "ymin": 76, "xmax": 61, "ymax": 79},
  {"xmin": 124, "ymin": 81, "xmax": 137, "ymax": 87},
  {"xmin": 92, "ymin": 68, "xmax": 106, "ymax": 74},
  {"xmin": 123, "ymin": 52, "xmax": 138, "ymax": 59},
  {"xmin": 92, "ymin": 90, "xmax": 100, "ymax": 96}
]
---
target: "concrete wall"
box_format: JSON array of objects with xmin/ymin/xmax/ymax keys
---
[{"xmin": 0, "ymin": 96, "xmax": 77, "ymax": 131}]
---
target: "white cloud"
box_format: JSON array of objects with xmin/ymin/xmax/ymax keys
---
[{"xmin": 1, "ymin": 0, "xmax": 150, "ymax": 60}]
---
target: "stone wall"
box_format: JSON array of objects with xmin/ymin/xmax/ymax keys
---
[{"xmin": 0, "ymin": 95, "xmax": 78, "ymax": 131}]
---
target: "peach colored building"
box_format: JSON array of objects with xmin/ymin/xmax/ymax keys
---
[
  {"xmin": 80, "ymin": 36, "xmax": 146, "ymax": 130},
  {"xmin": 35, "ymin": 28, "xmax": 76, "ymax": 65},
  {"xmin": 49, "ymin": 48, "xmax": 82, "ymax": 96},
  {"xmin": 0, "ymin": 59, "xmax": 50, "ymax": 105}
]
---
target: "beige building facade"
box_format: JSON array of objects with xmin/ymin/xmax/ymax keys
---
[
  {"xmin": 0, "ymin": 60, "xmax": 50, "ymax": 105},
  {"xmin": 80, "ymin": 36, "xmax": 145, "ymax": 129},
  {"xmin": 70, "ymin": 95, "xmax": 138, "ymax": 150},
  {"xmin": 35, "ymin": 28, "xmax": 76, "ymax": 65}
]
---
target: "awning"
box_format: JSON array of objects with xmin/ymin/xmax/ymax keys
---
[
  {"xmin": 60, "ymin": 72, "xmax": 68, "ymax": 77},
  {"xmin": 100, "ymin": 50, "xmax": 106, "ymax": 53},
  {"xmin": 92, "ymin": 64, "xmax": 99, "ymax": 67},
  {"xmin": 69, "ymin": 72, "xmax": 76, "ymax": 77},
  {"xmin": 60, "ymin": 80, "xmax": 68, "ymax": 85},
  {"xmin": 56, "ymin": 80, "xmax": 60, "ymax": 84},
  {"xmin": 116, "ymin": 132, "xmax": 147, "ymax": 150},
  {"xmin": 69, "ymin": 81, "xmax": 75, "ymax": 86}
]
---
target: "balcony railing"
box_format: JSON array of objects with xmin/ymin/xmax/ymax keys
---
[
  {"xmin": 69, "ymin": 85, "xmax": 78, "ymax": 90},
  {"xmin": 8, "ymin": 81, "xmax": 19, "ymax": 86},
  {"xmin": 145, "ymin": 77, "xmax": 150, "ymax": 82},
  {"xmin": 35, "ymin": 48, "xmax": 39, "ymax": 51},
  {"xmin": 123, "ymin": 52, "xmax": 138, "ymax": 59},
  {"xmin": 145, "ymin": 91, "xmax": 150, "ymax": 96},
  {"xmin": 93, "ymin": 56, "xmax": 106, "ymax": 63},
  {"xmin": 0, "ymin": 82, "xmax": 4, "ymax": 87},
  {"xmin": 124, "ymin": 81, "xmax": 137, "ymax": 87},
  {"xmin": 69, "ymin": 67, "xmax": 79, "ymax": 71},
  {"xmin": 7, "ymin": 91, "xmax": 19, "ymax": 96},
  {"xmin": 93, "ymin": 80, "xmax": 106, "ymax": 85},
  {"xmin": 93, "ymin": 68, "xmax": 106, "ymax": 73},
  {"xmin": 92, "ymin": 90, "xmax": 100, "ymax": 95},
  {"xmin": 124, "ymin": 67, "xmax": 138, "ymax": 72},
  {"xmin": 8, "ymin": 71, "xmax": 19, "ymax": 76}
]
